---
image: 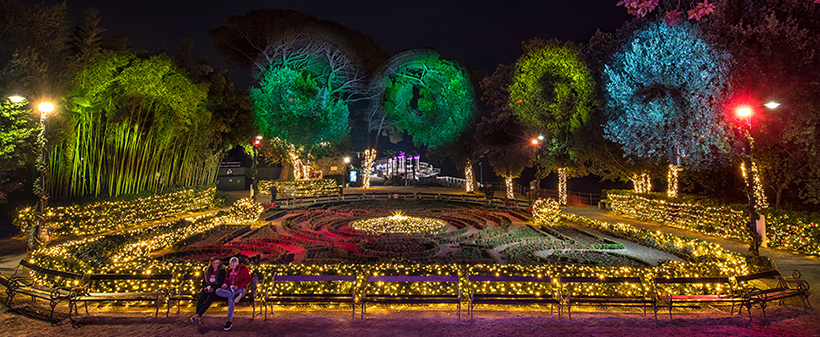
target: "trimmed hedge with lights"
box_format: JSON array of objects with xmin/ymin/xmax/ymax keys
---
[
  {"xmin": 606, "ymin": 190, "xmax": 820, "ymax": 256},
  {"xmin": 14, "ymin": 186, "xmax": 217, "ymax": 237},
  {"xmin": 258, "ymin": 179, "xmax": 338, "ymax": 197}
]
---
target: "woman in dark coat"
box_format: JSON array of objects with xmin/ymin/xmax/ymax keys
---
[{"xmin": 190, "ymin": 258, "xmax": 226, "ymax": 323}]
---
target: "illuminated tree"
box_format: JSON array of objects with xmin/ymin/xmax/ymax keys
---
[
  {"xmin": 51, "ymin": 51, "xmax": 212, "ymax": 198},
  {"xmin": 251, "ymin": 66, "xmax": 349, "ymax": 153},
  {"xmin": 380, "ymin": 54, "xmax": 476, "ymax": 150},
  {"xmin": 603, "ymin": 20, "xmax": 733, "ymax": 197},
  {"xmin": 509, "ymin": 39, "xmax": 596, "ymax": 204},
  {"xmin": 212, "ymin": 10, "xmax": 387, "ymax": 178},
  {"xmin": 0, "ymin": 99, "xmax": 38, "ymax": 170}
]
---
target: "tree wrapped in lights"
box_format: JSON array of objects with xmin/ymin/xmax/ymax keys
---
[
  {"xmin": 509, "ymin": 39, "xmax": 596, "ymax": 205},
  {"xmin": 603, "ymin": 21, "xmax": 733, "ymax": 198},
  {"xmin": 361, "ymin": 149, "xmax": 377, "ymax": 189}
]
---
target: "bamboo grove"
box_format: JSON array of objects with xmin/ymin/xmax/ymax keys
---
[{"xmin": 48, "ymin": 51, "xmax": 219, "ymax": 198}]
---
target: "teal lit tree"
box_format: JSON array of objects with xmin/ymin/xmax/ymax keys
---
[
  {"xmin": 509, "ymin": 39, "xmax": 596, "ymax": 204},
  {"xmin": 603, "ymin": 20, "xmax": 733, "ymax": 197}
]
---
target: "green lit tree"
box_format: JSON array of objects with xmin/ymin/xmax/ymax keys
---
[
  {"xmin": 0, "ymin": 99, "xmax": 38, "ymax": 170},
  {"xmin": 380, "ymin": 53, "xmax": 476, "ymax": 150},
  {"xmin": 52, "ymin": 51, "xmax": 211, "ymax": 198},
  {"xmin": 509, "ymin": 39, "xmax": 596, "ymax": 204}
]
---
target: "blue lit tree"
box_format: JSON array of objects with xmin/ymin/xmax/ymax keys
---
[{"xmin": 603, "ymin": 20, "xmax": 733, "ymax": 197}]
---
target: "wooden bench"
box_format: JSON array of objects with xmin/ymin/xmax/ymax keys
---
[
  {"xmin": 736, "ymin": 270, "xmax": 811, "ymax": 319},
  {"xmin": 165, "ymin": 273, "xmax": 198, "ymax": 317},
  {"xmin": 263, "ymin": 274, "xmax": 357, "ymax": 320},
  {"xmin": 652, "ymin": 276, "xmax": 746, "ymax": 320},
  {"xmin": 1, "ymin": 260, "xmax": 81, "ymax": 320},
  {"xmin": 69, "ymin": 273, "xmax": 172, "ymax": 319},
  {"xmin": 362, "ymin": 275, "xmax": 460, "ymax": 320},
  {"xmin": 560, "ymin": 276, "xmax": 652, "ymax": 319},
  {"xmin": 468, "ymin": 275, "xmax": 560, "ymax": 319}
]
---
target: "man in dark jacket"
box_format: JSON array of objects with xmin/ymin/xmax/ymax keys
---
[
  {"xmin": 215, "ymin": 257, "xmax": 251, "ymax": 331},
  {"xmin": 190, "ymin": 258, "xmax": 225, "ymax": 323}
]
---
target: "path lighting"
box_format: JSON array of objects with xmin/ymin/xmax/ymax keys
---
[
  {"xmin": 344, "ymin": 157, "xmax": 350, "ymax": 163},
  {"xmin": 531, "ymin": 138, "xmax": 539, "ymax": 145},
  {"xmin": 8, "ymin": 95, "xmax": 25, "ymax": 103},
  {"xmin": 251, "ymin": 136, "xmax": 262, "ymax": 201}
]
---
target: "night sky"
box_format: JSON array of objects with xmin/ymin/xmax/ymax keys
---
[
  {"xmin": 22, "ymin": 0, "xmax": 633, "ymax": 86},
  {"xmin": 18, "ymin": 0, "xmax": 634, "ymax": 192}
]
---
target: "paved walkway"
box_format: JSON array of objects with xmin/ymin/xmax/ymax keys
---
[{"xmin": 563, "ymin": 205, "xmax": 820, "ymax": 311}]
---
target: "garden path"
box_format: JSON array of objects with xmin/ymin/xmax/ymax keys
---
[{"xmin": 564, "ymin": 205, "xmax": 820, "ymax": 311}]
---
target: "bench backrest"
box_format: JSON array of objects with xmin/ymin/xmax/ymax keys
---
[
  {"xmin": 367, "ymin": 275, "xmax": 458, "ymax": 282},
  {"xmin": 560, "ymin": 276, "xmax": 641, "ymax": 284},
  {"xmin": 469, "ymin": 275, "xmax": 552, "ymax": 283},
  {"xmin": 275, "ymin": 275, "xmax": 357, "ymax": 282},
  {"xmin": 89, "ymin": 273, "xmax": 173, "ymax": 281},
  {"xmin": 735, "ymin": 270, "xmax": 781, "ymax": 283},
  {"xmin": 653, "ymin": 277, "xmax": 730, "ymax": 284},
  {"xmin": 20, "ymin": 259, "xmax": 84, "ymax": 280}
]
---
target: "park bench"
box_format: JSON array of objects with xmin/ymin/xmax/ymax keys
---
[
  {"xmin": 560, "ymin": 276, "xmax": 653, "ymax": 319},
  {"xmin": 652, "ymin": 276, "xmax": 746, "ymax": 320},
  {"xmin": 468, "ymin": 275, "xmax": 560, "ymax": 319},
  {"xmin": 165, "ymin": 272, "xmax": 199, "ymax": 317},
  {"xmin": 735, "ymin": 269, "xmax": 811, "ymax": 319},
  {"xmin": 263, "ymin": 274, "xmax": 357, "ymax": 320},
  {"xmin": 1, "ymin": 260, "xmax": 81, "ymax": 320},
  {"xmin": 362, "ymin": 275, "xmax": 461, "ymax": 320},
  {"xmin": 69, "ymin": 272, "xmax": 172, "ymax": 319}
]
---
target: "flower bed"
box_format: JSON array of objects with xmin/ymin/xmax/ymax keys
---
[
  {"xmin": 606, "ymin": 190, "xmax": 820, "ymax": 255},
  {"xmin": 351, "ymin": 213, "xmax": 448, "ymax": 235},
  {"xmin": 14, "ymin": 186, "xmax": 216, "ymax": 236}
]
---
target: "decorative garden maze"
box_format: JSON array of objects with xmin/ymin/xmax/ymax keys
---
[
  {"xmin": 158, "ymin": 200, "xmax": 652, "ymax": 267},
  {"xmin": 28, "ymin": 197, "xmax": 748, "ymax": 298}
]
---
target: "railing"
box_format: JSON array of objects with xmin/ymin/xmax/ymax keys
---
[{"xmin": 271, "ymin": 191, "xmax": 532, "ymax": 210}]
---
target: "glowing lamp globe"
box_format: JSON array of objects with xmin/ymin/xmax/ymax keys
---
[
  {"xmin": 764, "ymin": 102, "xmax": 780, "ymax": 109},
  {"xmin": 38, "ymin": 102, "xmax": 54, "ymax": 113},
  {"xmin": 531, "ymin": 139, "xmax": 539, "ymax": 145},
  {"xmin": 737, "ymin": 107, "xmax": 752, "ymax": 117},
  {"xmin": 8, "ymin": 95, "xmax": 25, "ymax": 103}
]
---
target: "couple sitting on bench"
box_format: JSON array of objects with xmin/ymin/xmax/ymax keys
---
[{"xmin": 189, "ymin": 257, "xmax": 250, "ymax": 331}]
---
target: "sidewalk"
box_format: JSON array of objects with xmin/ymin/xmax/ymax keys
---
[{"xmin": 563, "ymin": 205, "xmax": 820, "ymax": 311}]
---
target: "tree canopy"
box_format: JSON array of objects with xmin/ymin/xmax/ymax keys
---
[
  {"xmin": 380, "ymin": 54, "xmax": 476, "ymax": 150},
  {"xmin": 603, "ymin": 20, "xmax": 734, "ymax": 167}
]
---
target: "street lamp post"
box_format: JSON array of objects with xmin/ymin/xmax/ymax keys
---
[
  {"xmin": 251, "ymin": 136, "xmax": 262, "ymax": 201},
  {"xmin": 343, "ymin": 157, "xmax": 351, "ymax": 187},
  {"xmin": 33, "ymin": 101, "xmax": 54, "ymax": 249},
  {"xmin": 736, "ymin": 102, "xmax": 778, "ymax": 261},
  {"xmin": 531, "ymin": 136, "xmax": 543, "ymax": 199}
]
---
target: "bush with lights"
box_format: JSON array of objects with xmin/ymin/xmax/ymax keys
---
[
  {"xmin": 258, "ymin": 179, "xmax": 338, "ymax": 197},
  {"xmin": 532, "ymin": 198, "xmax": 561, "ymax": 226},
  {"xmin": 14, "ymin": 186, "xmax": 217, "ymax": 237},
  {"xmin": 607, "ymin": 190, "xmax": 820, "ymax": 255}
]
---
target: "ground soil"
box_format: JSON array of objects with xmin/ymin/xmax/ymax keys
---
[{"xmin": 1, "ymin": 300, "xmax": 818, "ymax": 337}]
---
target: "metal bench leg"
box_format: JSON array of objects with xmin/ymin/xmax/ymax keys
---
[
  {"xmin": 48, "ymin": 299, "xmax": 58, "ymax": 320},
  {"xmin": 361, "ymin": 301, "xmax": 366, "ymax": 320},
  {"xmin": 457, "ymin": 302, "xmax": 460, "ymax": 320},
  {"xmin": 760, "ymin": 301, "xmax": 768, "ymax": 320},
  {"xmin": 351, "ymin": 300, "xmax": 356, "ymax": 320},
  {"xmin": 470, "ymin": 302, "xmax": 474, "ymax": 320},
  {"xmin": 567, "ymin": 303, "xmax": 571, "ymax": 320}
]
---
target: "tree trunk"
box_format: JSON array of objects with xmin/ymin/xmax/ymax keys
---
[
  {"xmin": 776, "ymin": 184, "xmax": 785, "ymax": 209},
  {"xmin": 279, "ymin": 161, "xmax": 291, "ymax": 180}
]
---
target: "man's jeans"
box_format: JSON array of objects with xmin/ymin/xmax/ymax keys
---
[{"xmin": 216, "ymin": 287, "xmax": 246, "ymax": 322}]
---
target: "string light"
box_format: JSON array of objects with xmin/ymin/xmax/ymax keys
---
[
  {"xmin": 362, "ymin": 149, "xmax": 377, "ymax": 189},
  {"xmin": 632, "ymin": 172, "xmax": 651, "ymax": 193},
  {"xmin": 505, "ymin": 176, "xmax": 514, "ymax": 200},
  {"xmin": 608, "ymin": 190, "xmax": 820, "ymax": 255},
  {"xmin": 740, "ymin": 162, "xmax": 768, "ymax": 209},
  {"xmin": 465, "ymin": 163, "xmax": 475, "ymax": 193},
  {"xmin": 14, "ymin": 187, "xmax": 216, "ymax": 237},
  {"xmin": 558, "ymin": 168, "xmax": 567, "ymax": 205},
  {"xmin": 532, "ymin": 198, "xmax": 561, "ymax": 226},
  {"xmin": 258, "ymin": 179, "xmax": 337, "ymax": 197},
  {"xmin": 667, "ymin": 164, "xmax": 679, "ymax": 198}
]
